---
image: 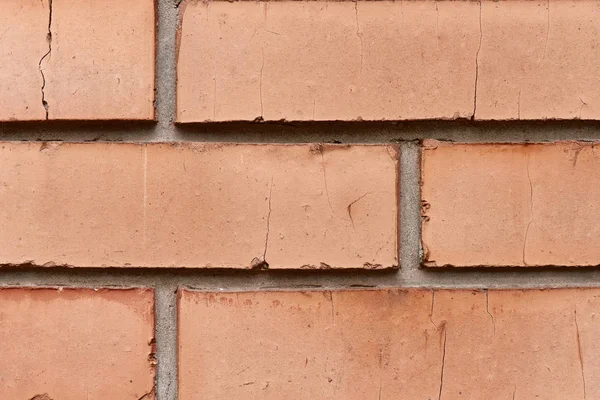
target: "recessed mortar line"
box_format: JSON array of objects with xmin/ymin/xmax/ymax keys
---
[
  {"xmin": 155, "ymin": 283, "xmax": 178, "ymax": 400},
  {"xmin": 154, "ymin": 0, "xmax": 179, "ymax": 139},
  {"xmin": 38, "ymin": 0, "xmax": 53, "ymax": 120}
]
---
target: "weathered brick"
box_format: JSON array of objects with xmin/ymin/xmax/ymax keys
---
[
  {"xmin": 477, "ymin": 0, "xmax": 600, "ymax": 120},
  {"xmin": 177, "ymin": 0, "xmax": 600, "ymax": 122},
  {"xmin": 421, "ymin": 140, "xmax": 600, "ymax": 267},
  {"xmin": 179, "ymin": 288, "xmax": 600, "ymax": 399},
  {"xmin": 0, "ymin": 1, "xmax": 49, "ymax": 121},
  {"xmin": 0, "ymin": 288, "xmax": 154, "ymax": 399},
  {"xmin": 176, "ymin": 0, "xmax": 480, "ymax": 122},
  {"xmin": 0, "ymin": 142, "xmax": 397, "ymax": 269},
  {"xmin": 0, "ymin": 0, "xmax": 155, "ymax": 121}
]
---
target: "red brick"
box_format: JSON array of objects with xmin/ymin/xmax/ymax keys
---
[
  {"xmin": 0, "ymin": 1, "xmax": 49, "ymax": 121},
  {"xmin": 176, "ymin": 0, "xmax": 480, "ymax": 122},
  {"xmin": 477, "ymin": 0, "xmax": 600, "ymax": 120},
  {"xmin": 0, "ymin": 142, "xmax": 397, "ymax": 269},
  {"xmin": 421, "ymin": 140, "xmax": 600, "ymax": 267},
  {"xmin": 177, "ymin": 0, "xmax": 600, "ymax": 122},
  {"xmin": 179, "ymin": 288, "xmax": 600, "ymax": 399},
  {"xmin": 0, "ymin": 0, "xmax": 155, "ymax": 121},
  {"xmin": 0, "ymin": 287, "xmax": 154, "ymax": 399}
]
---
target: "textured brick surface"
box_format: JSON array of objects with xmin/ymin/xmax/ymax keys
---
[
  {"xmin": 0, "ymin": 142, "xmax": 397, "ymax": 269},
  {"xmin": 177, "ymin": 0, "xmax": 480, "ymax": 122},
  {"xmin": 0, "ymin": 288, "xmax": 154, "ymax": 399},
  {"xmin": 0, "ymin": 0, "xmax": 155, "ymax": 121},
  {"xmin": 0, "ymin": 0, "xmax": 48, "ymax": 121},
  {"xmin": 179, "ymin": 288, "xmax": 600, "ymax": 399},
  {"xmin": 421, "ymin": 140, "xmax": 600, "ymax": 267},
  {"xmin": 477, "ymin": 0, "xmax": 600, "ymax": 120},
  {"xmin": 178, "ymin": 0, "xmax": 600, "ymax": 122}
]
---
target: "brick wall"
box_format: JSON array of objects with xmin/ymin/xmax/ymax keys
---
[{"xmin": 1, "ymin": 0, "xmax": 600, "ymax": 399}]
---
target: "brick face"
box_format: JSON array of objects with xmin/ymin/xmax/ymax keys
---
[
  {"xmin": 176, "ymin": 0, "xmax": 480, "ymax": 122},
  {"xmin": 0, "ymin": 142, "xmax": 397, "ymax": 269},
  {"xmin": 476, "ymin": 0, "xmax": 600, "ymax": 120},
  {"xmin": 421, "ymin": 140, "xmax": 600, "ymax": 267},
  {"xmin": 0, "ymin": 288, "xmax": 154, "ymax": 399},
  {"xmin": 0, "ymin": 1, "xmax": 48, "ymax": 121},
  {"xmin": 0, "ymin": 0, "xmax": 154, "ymax": 121},
  {"xmin": 177, "ymin": 0, "xmax": 600, "ymax": 122},
  {"xmin": 179, "ymin": 288, "xmax": 600, "ymax": 399}
]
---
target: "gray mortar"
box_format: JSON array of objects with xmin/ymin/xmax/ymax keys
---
[{"xmin": 2, "ymin": 0, "xmax": 600, "ymax": 399}]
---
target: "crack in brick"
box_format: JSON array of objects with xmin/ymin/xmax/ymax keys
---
[
  {"xmin": 543, "ymin": 0, "xmax": 549, "ymax": 59},
  {"xmin": 579, "ymin": 98, "xmax": 587, "ymax": 120},
  {"xmin": 261, "ymin": 177, "xmax": 274, "ymax": 267},
  {"xmin": 485, "ymin": 289, "xmax": 496, "ymax": 337},
  {"xmin": 38, "ymin": 0, "xmax": 53, "ymax": 120},
  {"xmin": 522, "ymin": 153, "xmax": 533, "ymax": 266},
  {"xmin": 437, "ymin": 325, "xmax": 447, "ymax": 400},
  {"xmin": 319, "ymin": 146, "xmax": 336, "ymax": 216},
  {"xmin": 329, "ymin": 291, "xmax": 335, "ymax": 325},
  {"xmin": 429, "ymin": 290, "xmax": 437, "ymax": 328},
  {"xmin": 347, "ymin": 191, "xmax": 372, "ymax": 229},
  {"xmin": 574, "ymin": 307, "xmax": 587, "ymax": 400},
  {"xmin": 472, "ymin": 0, "xmax": 482, "ymax": 120},
  {"xmin": 355, "ymin": 1, "xmax": 363, "ymax": 76},
  {"xmin": 259, "ymin": 46, "xmax": 265, "ymax": 119},
  {"xmin": 435, "ymin": 0, "xmax": 439, "ymax": 37},
  {"xmin": 29, "ymin": 394, "xmax": 53, "ymax": 400},
  {"xmin": 137, "ymin": 387, "xmax": 155, "ymax": 400},
  {"xmin": 517, "ymin": 89, "xmax": 521, "ymax": 119}
]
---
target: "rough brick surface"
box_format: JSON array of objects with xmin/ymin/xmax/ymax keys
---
[
  {"xmin": 0, "ymin": 1, "xmax": 48, "ymax": 121},
  {"xmin": 179, "ymin": 288, "xmax": 600, "ymax": 399},
  {"xmin": 0, "ymin": 142, "xmax": 397, "ymax": 269},
  {"xmin": 421, "ymin": 140, "xmax": 600, "ymax": 267},
  {"xmin": 477, "ymin": 0, "xmax": 600, "ymax": 120},
  {"xmin": 177, "ymin": 0, "xmax": 480, "ymax": 122},
  {"xmin": 0, "ymin": 0, "xmax": 155, "ymax": 121},
  {"xmin": 178, "ymin": 0, "xmax": 600, "ymax": 122},
  {"xmin": 0, "ymin": 288, "xmax": 154, "ymax": 399}
]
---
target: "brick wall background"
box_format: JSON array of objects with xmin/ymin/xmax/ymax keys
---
[{"xmin": 2, "ymin": 0, "xmax": 600, "ymax": 399}]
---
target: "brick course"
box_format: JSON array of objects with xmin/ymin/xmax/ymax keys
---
[
  {"xmin": 422, "ymin": 140, "xmax": 600, "ymax": 267},
  {"xmin": 0, "ymin": 288, "xmax": 154, "ymax": 399},
  {"xmin": 179, "ymin": 288, "xmax": 598, "ymax": 399}
]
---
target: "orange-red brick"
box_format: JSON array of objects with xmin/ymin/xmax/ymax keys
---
[
  {"xmin": 0, "ymin": 288, "xmax": 154, "ymax": 399},
  {"xmin": 0, "ymin": 0, "xmax": 155, "ymax": 121},
  {"xmin": 177, "ymin": 0, "xmax": 600, "ymax": 122},
  {"xmin": 0, "ymin": 142, "xmax": 397, "ymax": 269},
  {"xmin": 422, "ymin": 140, "xmax": 600, "ymax": 267},
  {"xmin": 477, "ymin": 0, "xmax": 600, "ymax": 119},
  {"xmin": 0, "ymin": 1, "xmax": 49, "ymax": 121},
  {"xmin": 179, "ymin": 288, "xmax": 599, "ymax": 399},
  {"xmin": 176, "ymin": 0, "xmax": 480, "ymax": 122}
]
